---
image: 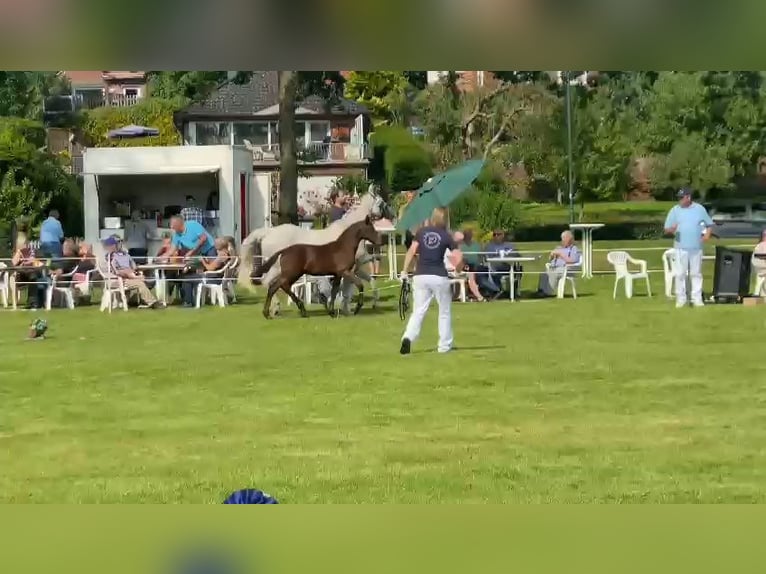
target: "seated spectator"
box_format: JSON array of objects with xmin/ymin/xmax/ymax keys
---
[
  {"xmin": 180, "ymin": 237, "xmax": 231, "ymax": 307},
  {"xmin": 103, "ymin": 237, "xmax": 163, "ymax": 309},
  {"xmin": 536, "ymin": 230, "xmax": 582, "ymax": 297},
  {"xmin": 50, "ymin": 239, "xmax": 79, "ymax": 278},
  {"xmin": 11, "ymin": 234, "xmax": 46, "ymax": 309},
  {"xmin": 484, "ymin": 229, "xmax": 522, "ymax": 298},
  {"xmin": 72, "ymin": 242, "xmax": 95, "ymax": 300},
  {"xmin": 451, "ymin": 231, "xmax": 485, "ymax": 301},
  {"xmin": 155, "ymin": 234, "xmax": 174, "ymax": 261}
]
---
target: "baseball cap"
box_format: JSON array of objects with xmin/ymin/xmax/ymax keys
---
[
  {"xmin": 677, "ymin": 187, "xmax": 692, "ymax": 198},
  {"xmin": 102, "ymin": 237, "xmax": 118, "ymax": 247}
]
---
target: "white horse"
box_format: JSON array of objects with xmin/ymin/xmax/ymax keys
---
[{"xmin": 238, "ymin": 188, "xmax": 393, "ymax": 313}]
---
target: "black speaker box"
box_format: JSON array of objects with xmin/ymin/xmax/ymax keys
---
[{"xmin": 713, "ymin": 246, "xmax": 752, "ymax": 302}]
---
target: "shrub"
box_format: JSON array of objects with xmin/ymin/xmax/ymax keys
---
[
  {"xmin": 368, "ymin": 126, "xmax": 433, "ymax": 193},
  {"xmin": 80, "ymin": 98, "xmax": 184, "ymax": 147},
  {"xmin": 385, "ymin": 144, "xmax": 433, "ymax": 192}
]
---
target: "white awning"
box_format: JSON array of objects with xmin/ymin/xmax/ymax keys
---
[{"xmin": 83, "ymin": 165, "xmax": 221, "ymax": 176}]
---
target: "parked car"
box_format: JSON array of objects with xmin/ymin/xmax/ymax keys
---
[{"xmin": 704, "ymin": 200, "xmax": 766, "ymax": 239}]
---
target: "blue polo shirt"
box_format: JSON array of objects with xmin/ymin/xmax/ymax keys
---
[
  {"xmin": 39, "ymin": 216, "xmax": 64, "ymax": 244},
  {"xmin": 172, "ymin": 220, "xmax": 215, "ymax": 254},
  {"xmin": 664, "ymin": 203, "xmax": 714, "ymax": 251}
]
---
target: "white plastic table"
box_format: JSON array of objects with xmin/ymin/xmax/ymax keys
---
[
  {"xmin": 569, "ymin": 223, "xmax": 605, "ymax": 279},
  {"xmin": 138, "ymin": 263, "xmax": 188, "ymax": 304},
  {"xmin": 486, "ymin": 256, "xmax": 538, "ymax": 302}
]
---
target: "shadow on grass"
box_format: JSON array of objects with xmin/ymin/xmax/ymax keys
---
[{"xmin": 408, "ymin": 344, "xmax": 507, "ymax": 355}]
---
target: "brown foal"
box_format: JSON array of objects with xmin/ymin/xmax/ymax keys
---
[{"xmin": 259, "ymin": 216, "xmax": 382, "ymax": 319}]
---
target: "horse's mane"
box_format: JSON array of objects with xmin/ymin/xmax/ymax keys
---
[{"xmin": 327, "ymin": 193, "xmax": 375, "ymax": 230}]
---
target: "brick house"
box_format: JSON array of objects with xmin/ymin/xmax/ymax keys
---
[{"xmin": 61, "ymin": 71, "xmax": 148, "ymax": 108}]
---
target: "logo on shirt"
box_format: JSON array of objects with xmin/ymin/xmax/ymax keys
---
[{"xmin": 422, "ymin": 231, "xmax": 442, "ymax": 249}]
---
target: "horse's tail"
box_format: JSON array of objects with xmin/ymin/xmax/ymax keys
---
[
  {"xmin": 258, "ymin": 250, "xmax": 281, "ymax": 279},
  {"xmin": 237, "ymin": 228, "xmax": 270, "ymax": 289}
]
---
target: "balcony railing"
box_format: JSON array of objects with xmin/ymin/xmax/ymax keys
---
[
  {"xmin": 247, "ymin": 142, "xmax": 369, "ymax": 163},
  {"xmin": 75, "ymin": 93, "xmax": 142, "ymax": 110}
]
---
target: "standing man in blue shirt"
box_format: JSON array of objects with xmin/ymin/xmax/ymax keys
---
[
  {"xmin": 664, "ymin": 187, "xmax": 714, "ymax": 308},
  {"xmin": 39, "ymin": 209, "xmax": 64, "ymax": 258},
  {"xmin": 166, "ymin": 215, "xmax": 216, "ymax": 259}
]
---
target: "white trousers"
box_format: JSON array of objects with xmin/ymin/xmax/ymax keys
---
[
  {"xmin": 674, "ymin": 248, "xmax": 703, "ymax": 305},
  {"xmin": 402, "ymin": 275, "xmax": 453, "ymax": 353}
]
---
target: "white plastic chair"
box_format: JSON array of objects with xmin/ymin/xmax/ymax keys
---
[
  {"xmin": 662, "ymin": 249, "xmax": 677, "ymax": 298},
  {"xmin": 554, "ymin": 264, "xmax": 578, "ymax": 299},
  {"xmin": 0, "ymin": 262, "xmax": 9, "ymax": 308},
  {"xmin": 607, "ymin": 250, "xmax": 652, "ymax": 299},
  {"xmin": 196, "ymin": 260, "xmax": 232, "ymax": 308},
  {"xmin": 96, "ymin": 255, "xmax": 130, "ymax": 312},
  {"xmin": 444, "ymin": 250, "xmax": 467, "ymax": 302},
  {"xmin": 45, "ymin": 271, "xmax": 76, "ymax": 310}
]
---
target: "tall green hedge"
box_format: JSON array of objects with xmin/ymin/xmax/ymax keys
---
[
  {"xmin": 81, "ymin": 98, "xmax": 184, "ymax": 147},
  {"xmin": 368, "ymin": 126, "xmax": 433, "ymax": 194}
]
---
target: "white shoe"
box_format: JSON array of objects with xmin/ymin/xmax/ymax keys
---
[
  {"xmin": 692, "ymin": 301, "xmax": 705, "ymax": 308},
  {"xmin": 676, "ymin": 301, "xmax": 687, "ymax": 309}
]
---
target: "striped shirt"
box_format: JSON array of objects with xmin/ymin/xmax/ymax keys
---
[{"xmin": 180, "ymin": 206, "xmax": 206, "ymax": 225}]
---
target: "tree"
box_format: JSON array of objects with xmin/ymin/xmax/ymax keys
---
[
  {"xmin": 0, "ymin": 121, "xmax": 78, "ymax": 231},
  {"xmin": 146, "ymin": 71, "xmax": 231, "ymax": 102},
  {"xmin": 343, "ymin": 71, "xmax": 409, "ymax": 122},
  {"xmin": 0, "ymin": 72, "xmax": 69, "ymax": 120},
  {"xmin": 274, "ymin": 71, "xmax": 345, "ymax": 224}
]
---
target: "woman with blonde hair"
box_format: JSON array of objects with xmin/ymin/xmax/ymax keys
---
[{"xmin": 399, "ymin": 206, "xmax": 463, "ymax": 355}]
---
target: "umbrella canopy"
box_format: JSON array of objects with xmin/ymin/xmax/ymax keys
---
[
  {"xmin": 395, "ymin": 159, "xmax": 484, "ymax": 231},
  {"xmin": 107, "ymin": 124, "xmax": 160, "ymax": 139}
]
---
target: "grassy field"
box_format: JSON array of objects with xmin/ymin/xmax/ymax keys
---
[{"xmin": 1, "ymin": 239, "xmax": 766, "ymax": 503}]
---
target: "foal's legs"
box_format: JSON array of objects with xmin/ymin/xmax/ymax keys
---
[
  {"xmin": 262, "ymin": 281, "xmax": 281, "ymax": 319},
  {"xmin": 343, "ymin": 270, "xmax": 365, "ymax": 315},
  {"xmin": 281, "ymin": 281, "xmax": 308, "ymax": 317},
  {"xmin": 327, "ymin": 276, "xmax": 342, "ymax": 317}
]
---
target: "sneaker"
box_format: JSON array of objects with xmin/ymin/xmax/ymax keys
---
[
  {"xmin": 150, "ymin": 301, "xmax": 164, "ymax": 309},
  {"xmin": 399, "ymin": 338, "xmax": 411, "ymax": 355},
  {"xmin": 692, "ymin": 301, "xmax": 705, "ymax": 308},
  {"xmin": 676, "ymin": 302, "xmax": 687, "ymax": 309}
]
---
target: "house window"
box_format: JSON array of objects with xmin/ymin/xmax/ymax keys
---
[
  {"xmin": 295, "ymin": 122, "xmax": 306, "ymax": 147},
  {"xmin": 194, "ymin": 122, "xmax": 231, "ymax": 145},
  {"xmin": 309, "ymin": 122, "xmax": 330, "ymax": 143},
  {"xmin": 233, "ymin": 122, "xmax": 270, "ymax": 146}
]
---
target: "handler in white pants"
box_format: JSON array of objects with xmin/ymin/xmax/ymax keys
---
[
  {"xmin": 663, "ymin": 187, "xmax": 714, "ymax": 308},
  {"xmin": 399, "ymin": 207, "xmax": 462, "ymax": 355}
]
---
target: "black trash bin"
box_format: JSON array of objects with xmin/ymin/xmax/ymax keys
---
[{"xmin": 712, "ymin": 246, "xmax": 752, "ymax": 303}]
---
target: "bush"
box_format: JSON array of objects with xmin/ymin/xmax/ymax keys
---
[
  {"xmin": 81, "ymin": 98, "xmax": 184, "ymax": 147},
  {"xmin": 0, "ymin": 117, "xmax": 45, "ymax": 148},
  {"xmin": 385, "ymin": 144, "xmax": 433, "ymax": 192},
  {"xmin": 368, "ymin": 126, "xmax": 433, "ymax": 193}
]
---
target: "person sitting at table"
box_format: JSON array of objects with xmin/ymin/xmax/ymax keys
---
[
  {"xmin": 71, "ymin": 242, "xmax": 95, "ymax": 301},
  {"xmin": 49, "ymin": 239, "xmax": 79, "ymax": 278},
  {"xmin": 103, "ymin": 237, "xmax": 163, "ymax": 309},
  {"xmin": 451, "ymin": 231, "xmax": 485, "ymax": 302},
  {"xmin": 11, "ymin": 234, "xmax": 46, "ymax": 309},
  {"xmin": 179, "ymin": 237, "xmax": 231, "ymax": 307},
  {"xmin": 536, "ymin": 230, "xmax": 582, "ymax": 297},
  {"xmin": 458, "ymin": 228, "xmax": 495, "ymax": 300},
  {"xmin": 484, "ymin": 229, "xmax": 521, "ymax": 298}
]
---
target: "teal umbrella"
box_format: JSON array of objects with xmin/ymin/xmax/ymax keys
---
[{"xmin": 395, "ymin": 159, "xmax": 485, "ymax": 231}]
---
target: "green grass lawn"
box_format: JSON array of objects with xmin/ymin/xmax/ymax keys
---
[{"xmin": 2, "ymin": 239, "xmax": 766, "ymax": 503}]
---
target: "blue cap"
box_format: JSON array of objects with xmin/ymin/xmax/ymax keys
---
[
  {"xmin": 222, "ymin": 489, "xmax": 278, "ymax": 504},
  {"xmin": 102, "ymin": 237, "xmax": 119, "ymax": 247},
  {"xmin": 677, "ymin": 187, "xmax": 692, "ymax": 198}
]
